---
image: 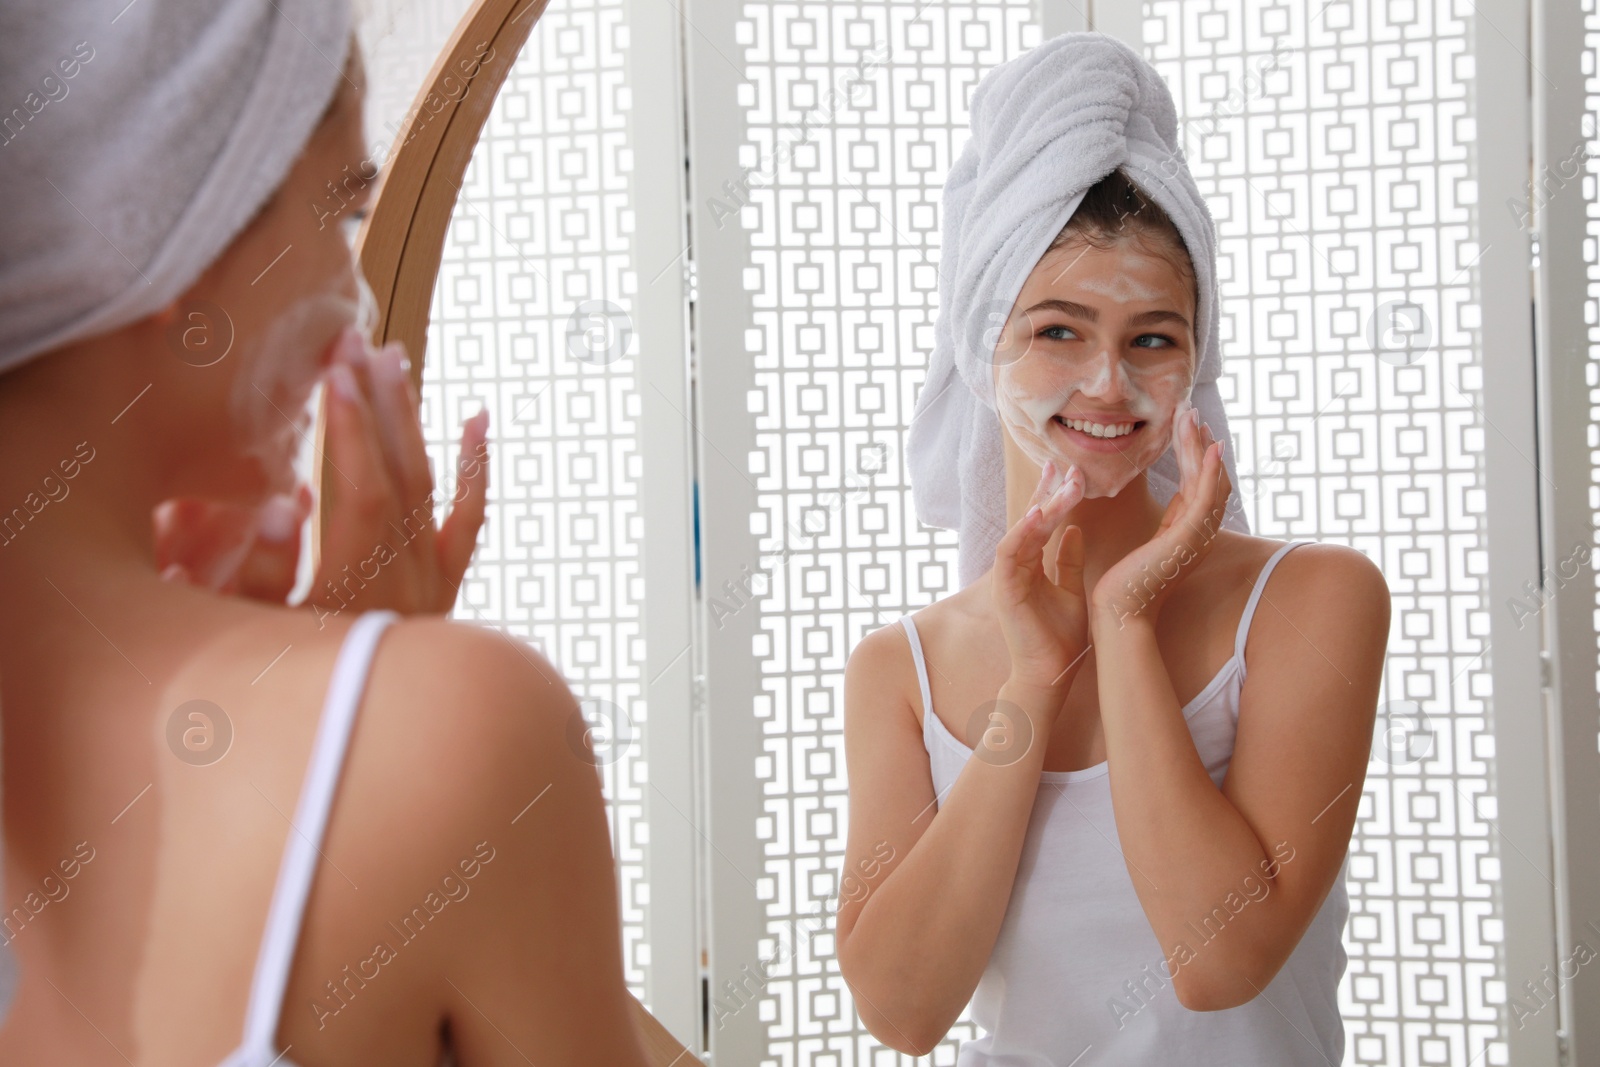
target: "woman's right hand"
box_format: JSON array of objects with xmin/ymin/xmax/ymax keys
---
[
  {"xmin": 991, "ymin": 459, "xmax": 1090, "ymax": 709},
  {"xmin": 154, "ymin": 326, "xmax": 490, "ymax": 616},
  {"xmin": 308, "ymin": 327, "xmax": 489, "ymax": 618}
]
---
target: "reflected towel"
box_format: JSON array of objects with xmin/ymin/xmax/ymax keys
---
[{"xmin": 907, "ymin": 31, "xmax": 1248, "ymax": 589}]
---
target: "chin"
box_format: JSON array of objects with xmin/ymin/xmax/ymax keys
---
[
  {"xmin": 1043, "ymin": 418, "xmax": 1165, "ymax": 499},
  {"xmin": 1077, "ymin": 470, "xmax": 1144, "ymax": 500},
  {"xmin": 204, "ymin": 435, "xmax": 303, "ymax": 503},
  {"xmin": 237, "ymin": 401, "xmax": 315, "ymax": 490}
]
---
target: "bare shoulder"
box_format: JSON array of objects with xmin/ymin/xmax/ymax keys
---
[
  {"xmin": 275, "ymin": 613, "xmax": 645, "ymax": 1060},
  {"xmin": 362, "ymin": 617, "xmax": 645, "ymax": 1059},
  {"xmin": 1224, "ymin": 537, "xmax": 1392, "ymax": 684},
  {"xmin": 1174, "ymin": 534, "xmax": 1389, "ymax": 658},
  {"xmin": 845, "ymin": 588, "xmax": 989, "ymax": 733},
  {"xmin": 876, "ymin": 579, "xmax": 990, "ymax": 659},
  {"xmin": 373, "ymin": 614, "xmax": 576, "ymax": 723},
  {"xmin": 297, "ymin": 613, "xmax": 592, "ymax": 943},
  {"xmin": 844, "ymin": 613, "xmax": 919, "ymax": 730},
  {"xmin": 1201, "ymin": 532, "xmax": 1386, "ymax": 600},
  {"xmin": 845, "ymin": 583, "xmax": 999, "ymax": 733},
  {"xmin": 1266, "ymin": 540, "xmax": 1391, "ymax": 625},
  {"xmin": 356, "ymin": 614, "xmax": 584, "ymax": 821},
  {"xmin": 849, "ymin": 612, "xmax": 913, "ymax": 666}
]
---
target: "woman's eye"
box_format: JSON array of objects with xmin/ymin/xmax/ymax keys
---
[
  {"xmin": 1040, "ymin": 324, "xmax": 1076, "ymax": 341},
  {"xmin": 1133, "ymin": 333, "xmax": 1175, "ymax": 349}
]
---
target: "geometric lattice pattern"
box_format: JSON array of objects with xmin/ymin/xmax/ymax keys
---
[
  {"xmin": 1147, "ymin": 2, "xmax": 1506, "ymax": 1064},
  {"xmin": 1146, "ymin": 1, "xmax": 1515, "ymax": 1061},
  {"xmin": 733, "ymin": 4, "xmax": 1038, "ymax": 1063},
  {"xmin": 358, "ymin": 0, "xmax": 474, "ymax": 143},
  {"xmin": 414, "ymin": 1, "xmax": 651, "ymax": 1001}
]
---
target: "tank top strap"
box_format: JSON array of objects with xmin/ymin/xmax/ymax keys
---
[
  {"xmin": 1234, "ymin": 540, "xmax": 1311, "ymax": 668},
  {"xmin": 898, "ymin": 615, "xmax": 937, "ymax": 736},
  {"xmin": 231, "ymin": 609, "xmax": 401, "ymax": 1063}
]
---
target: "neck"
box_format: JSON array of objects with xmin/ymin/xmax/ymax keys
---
[{"xmin": 0, "ymin": 330, "xmax": 178, "ymax": 603}]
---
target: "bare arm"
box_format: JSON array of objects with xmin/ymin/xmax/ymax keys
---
[
  {"xmin": 838, "ymin": 464, "xmax": 1090, "ymax": 1053},
  {"xmin": 310, "ymin": 619, "xmax": 654, "ymax": 1066},
  {"xmin": 835, "ymin": 627, "xmax": 1072, "ymax": 1053},
  {"xmin": 439, "ymin": 625, "xmax": 653, "ymax": 1066},
  {"xmin": 1092, "ymin": 544, "xmax": 1386, "ymax": 1009},
  {"xmin": 1089, "ymin": 413, "xmax": 1389, "ymax": 1011}
]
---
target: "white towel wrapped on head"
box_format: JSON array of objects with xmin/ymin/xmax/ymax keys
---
[
  {"xmin": 0, "ymin": 0, "xmax": 353, "ymax": 373},
  {"xmin": 907, "ymin": 31, "xmax": 1248, "ymax": 590}
]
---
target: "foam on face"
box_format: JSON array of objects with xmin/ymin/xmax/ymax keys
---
[
  {"xmin": 1072, "ymin": 271, "xmax": 1165, "ymax": 304},
  {"xmin": 992, "ymin": 314, "xmax": 1194, "ymax": 499},
  {"xmin": 226, "ymin": 256, "xmax": 378, "ymax": 493}
]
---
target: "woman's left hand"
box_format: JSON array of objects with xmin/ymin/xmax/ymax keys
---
[
  {"xmin": 1089, "ymin": 401, "xmax": 1231, "ymax": 628},
  {"xmin": 153, "ymin": 486, "xmax": 313, "ymax": 601}
]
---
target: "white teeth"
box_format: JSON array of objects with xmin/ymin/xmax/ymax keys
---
[{"xmin": 1056, "ymin": 416, "xmax": 1136, "ymax": 439}]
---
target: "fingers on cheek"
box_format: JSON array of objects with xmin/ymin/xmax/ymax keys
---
[
  {"xmin": 1027, "ymin": 460, "xmax": 1056, "ymax": 510},
  {"xmin": 327, "ymin": 362, "xmax": 359, "ymax": 412},
  {"xmin": 1193, "ymin": 419, "xmax": 1211, "ymax": 474}
]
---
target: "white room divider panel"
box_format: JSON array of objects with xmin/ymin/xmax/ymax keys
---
[
  {"xmin": 730, "ymin": 5, "xmax": 1041, "ymax": 1063},
  {"xmin": 1590, "ymin": 0, "xmax": 1600, "ymax": 861},
  {"xmin": 1580, "ymin": 0, "xmax": 1600, "ymax": 1047},
  {"xmin": 1534, "ymin": 0, "xmax": 1600, "ymax": 1056},
  {"xmin": 1582, "ymin": 3, "xmax": 1600, "ymax": 1050}
]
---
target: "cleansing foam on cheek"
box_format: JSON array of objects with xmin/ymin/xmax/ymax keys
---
[
  {"xmin": 993, "ymin": 346, "xmax": 1195, "ymax": 499},
  {"xmin": 993, "ymin": 358, "xmax": 1090, "ymax": 467},
  {"xmin": 1104, "ymin": 356, "xmax": 1195, "ymax": 492},
  {"xmin": 225, "ymin": 268, "xmax": 379, "ymax": 491}
]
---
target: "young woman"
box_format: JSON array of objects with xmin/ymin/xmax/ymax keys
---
[
  {"xmin": 835, "ymin": 36, "xmax": 1389, "ymax": 1066},
  {"xmin": 0, "ymin": 4, "xmax": 652, "ymax": 1065}
]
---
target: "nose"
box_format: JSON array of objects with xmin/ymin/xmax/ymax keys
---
[{"xmin": 1076, "ymin": 347, "xmax": 1132, "ymax": 403}]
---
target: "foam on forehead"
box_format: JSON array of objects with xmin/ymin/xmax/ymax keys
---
[{"xmin": 1074, "ymin": 272, "xmax": 1165, "ymax": 303}]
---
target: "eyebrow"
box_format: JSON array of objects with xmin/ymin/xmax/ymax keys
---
[{"xmin": 1021, "ymin": 298, "xmax": 1190, "ymax": 332}]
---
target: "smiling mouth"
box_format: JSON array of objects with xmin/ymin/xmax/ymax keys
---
[{"xmin": 1052, "ymin": 414, "xmax": 1145, "ymax": 440}]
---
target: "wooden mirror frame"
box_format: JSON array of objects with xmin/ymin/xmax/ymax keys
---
[{"xmin": 327, "ymin": 2, "xmax": 702, "ymax": 1062}]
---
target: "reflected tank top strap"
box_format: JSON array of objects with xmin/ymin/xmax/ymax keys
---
[
  {"xmin": 1234, "ymin": 540, "xmax": 1312, "ymax": 667},
  {"xmin": 899, "ymin": 615, "xmax": 937, "ymax": 736}
]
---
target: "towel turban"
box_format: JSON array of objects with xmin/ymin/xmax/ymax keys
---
[{"xmin": 0, "ymin": 0, "xmax": 353, "ymax": 373}]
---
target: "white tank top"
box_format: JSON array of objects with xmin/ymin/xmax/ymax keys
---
[
  {"xmin": 214, "ymin": 610, "xmax": 446, "ymax": 1067},
  {"xmin": 902, "ymin": 539, "xmax": 1350, "ymax": 1066}
]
